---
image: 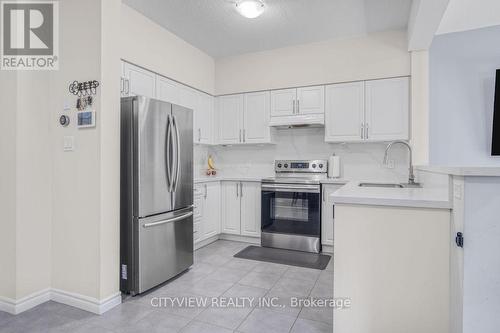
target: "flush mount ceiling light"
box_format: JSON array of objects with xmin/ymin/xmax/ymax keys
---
[{"xmin": 235, "ymin": 0, "xmax": 265, "ymax": 19}]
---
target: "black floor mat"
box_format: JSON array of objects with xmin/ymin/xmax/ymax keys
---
[{"xmin": 234, "ymin": 246, "xmax": 331, "ymax": 270}]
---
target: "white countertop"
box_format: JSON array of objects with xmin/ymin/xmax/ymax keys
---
[
  {"xmin": 195, "ymin": 176, "xmax": 349, "ymax": 184},
  {"xmin": 331, "ymin": 181, "xmax": 452, "ymax": 209},
  {"xmin": 194, "ymin": 176, "xmax": 264, "ymax": 183},
  {"xmin": 417, "ymin": 166, "xmax": 500, "ymax": 177}
]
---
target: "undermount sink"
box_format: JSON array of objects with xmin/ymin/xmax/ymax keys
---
[{"xmin": 359, "ymin": 182, "xmax": 422, "ymax": 189}]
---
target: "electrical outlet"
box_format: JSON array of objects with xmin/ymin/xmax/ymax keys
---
[{"xmin": 386, "ymin": 159, "xmax": 395, "ymax": 169}]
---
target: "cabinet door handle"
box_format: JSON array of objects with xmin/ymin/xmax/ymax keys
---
[
  {"xmin": 198, "ymin": 128, "xmax": 201, "ymax": 141},
  {"xmin": 243, "ymin": 129, "xmax": 246, "ymax": 143},
  {"xmin": 239, "ymin": 129, "xmax": 242, "ymax": 143},
  {"xmin": 240, "ymin": 182, "xmax": 243, "ymax": 197},
  {"xmin": 292, "ymin": 100, "xmax": 296, "ymax": 114},
  {"xmin": 361, "ymin": 123, "xmax": 364, "ymax": 140},
  {"xmin": 120, "ymin": 77, "xmax": 124, "ymax": 94},
  {"xmin": 366, "ymin": 124, "xmax": 369, "ymax": 140},
  {"xmin": 297, "ymin": 100, "xmax": 300, "ymax": 114},
  {"xmin": 236, "ymin": 183, "xmax": 239, "ymax": 197},
  {"xmin": 204, "ymin": 184, "xmax": 207, "ymax": 199},
  {"xmin": 322, "ymin": 189, "xmax": 325, "ymax": 202}
]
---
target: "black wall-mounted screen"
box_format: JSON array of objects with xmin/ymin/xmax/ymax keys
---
[{"xmin": 493, "ymin": 70, "xmax": 500, "ymax": 155}]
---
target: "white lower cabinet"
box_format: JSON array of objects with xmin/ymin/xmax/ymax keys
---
[
  {"xmin": 321, "ymin": 184, "xmax": 343, "ymax": 246},
  {"xmin": 221, "ymin": 181, "xmax": 260, "ymax": 237},
  {"xmin": 240, "ymin": 182, "xmax": 261, "ymax": 237},
  {"xmin": 193, "ymin": 182, "xmax": 220, "ymax": 244},
  {"xmin": 221, "ymin": 181, "xmax": 242, "ymax": 234},
  {"xmin": 202, "ymin": 182, "xmax": 220, "ymax": 239}
]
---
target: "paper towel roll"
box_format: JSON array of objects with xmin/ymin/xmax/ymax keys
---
[{"xmin": 328, "ymin": 155, "xmax": 341, "ymax": 178}]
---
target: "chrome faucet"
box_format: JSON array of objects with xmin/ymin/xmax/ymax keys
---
[{"xmin": 383, "ymin": 140, "xmax": 417, "ymax": 185}]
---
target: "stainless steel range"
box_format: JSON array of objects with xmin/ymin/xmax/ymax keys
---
[{"xmin": 261, "ymin": 160, "xmax": 327, "ymax": 253}]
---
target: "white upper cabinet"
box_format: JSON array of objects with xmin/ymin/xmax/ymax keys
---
[
  {"xmin": 178, "ymin": 85, "xmax": 197, "ymax": 110},
  {"xmin": 217, "ymin": 92, "xmax": 272, "ymax": 145},
  {"xmin": 270, "ymin": 88, "xmax": 296, "ymax": 117},
  {"xmin": 218, "ymin": 95, "xmax": 244, "ymax": 144},
  {"xmin": 270, "ymin": 86, "xmax": 325, "ymax": 126},
  {"xmin": 325, "ymin": 77, "xmax": 410, "ymax": 143},
  {"xmin": 156, "ymin": 76, "xmax": 180, "ymax": 105},
  {"xmin": 123, "ymin": 62, "xmax": 156, "ymax": 98},
  {"xmin": 325, "ymin": 82, "xmax": 365, "ymax": 142},
  {"xmin": 296, "ymin": 86, "xmax": 325, "ymax": 115},
  {"xmin": 122, "ymin": 61, "xmax": 217, "ymax": 145},
  {"xmin": 240, "ymin": 182, "xmax": 261, "ymax": 237},
  {"xmin": 194, "ymin": 92, "xmax": 214, "ymax": 145},
  {"xmin": 365, "ymin": 77, "xmax": 409, "ymax": 141},
  {"xmin": 243, "ymin": 91, "xmax": 271, "ymax": 144}
]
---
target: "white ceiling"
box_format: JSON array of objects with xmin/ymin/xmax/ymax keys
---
[
  {"xmin": 123, "ymin": 0, "xmax": 412, "ymax": 58},
  {"xmin": 437, "ymin": 0, "xmax": 500, "ymax": 35}
]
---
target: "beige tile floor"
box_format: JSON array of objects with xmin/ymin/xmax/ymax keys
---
[{"xmin": 0, "ymin": 240, "xmax": 334, "ymax": 333}]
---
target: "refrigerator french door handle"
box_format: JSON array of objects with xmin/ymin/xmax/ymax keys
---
[
  {"xmin": 172, "ymin": 115, "xmax": 181, "ymax": 192},
  {"xmin": 166, "ymin": 114, "xmax": 173, "ymax": 192},
  {"xmin": 143, "ymin": 211, "xmax": 193, "ymax": 228}
]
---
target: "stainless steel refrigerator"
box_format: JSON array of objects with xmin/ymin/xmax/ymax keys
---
[{"xmin": 120, "ymin": 96, "xmax": 193, "ymax": 295}]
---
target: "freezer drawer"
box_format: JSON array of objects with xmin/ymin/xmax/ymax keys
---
[{"xmin": 137, "ymin": 208, "xmax": 193, "ymax": 294}]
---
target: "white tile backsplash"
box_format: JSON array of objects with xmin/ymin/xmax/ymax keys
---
[{"xmin": 195, "ymin": 128, "xmax": 410, "ymax": 182}]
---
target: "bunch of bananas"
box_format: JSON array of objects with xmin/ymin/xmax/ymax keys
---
[{"xmin": 206, "ymin": 155, "xmax": 216, "ymax": 176}]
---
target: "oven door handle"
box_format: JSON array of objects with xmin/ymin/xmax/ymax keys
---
[{"xmin": 261, "ymin": 183, "xmax": 320, "ymax": 193}]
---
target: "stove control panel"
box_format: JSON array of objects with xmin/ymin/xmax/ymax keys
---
[{"xmin": 275, "ymin": 160, "xmax": 327, "ymax": 173}]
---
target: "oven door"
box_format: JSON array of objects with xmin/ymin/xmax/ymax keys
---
[{"xmin": 261, "ymin": 183, "xmax": 321, "ymax": 238}]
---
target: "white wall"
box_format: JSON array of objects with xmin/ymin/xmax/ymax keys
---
[
  {"xmin": 411, "ymin": 50, "xmax": 430, "ymax": 165},
  {"xmin": 99, "ymin": 0, "xmax": 121, "ymax": 300},
  {"xmin": 121, "ymin": 4, "xmax": 215, "ymax": 94},
  {"xmin": 0, "ymin": 0, "xmax": 121, "ymax": 309},
  {"xmin": 215, "ymin": 30, "xmax": 410, "ymax": 95},
  {"xmin": 429, "ymin": 25, "xmax": 500, "ymax": 165},
  {"xmin": 15, "ymin": 72, "xmax": 52, "ymax": 299},
  {"xmin": 50, "ymin": 0, "xmax": 103, "ymax": 299},
  {"xmin": 0, "ymin": 62, "xmax": 52, "ymax": 304},
  {"xmin": 0, "ymin": 72, "xmax": 17, "ymax": 301},
  {"xmin": 197, "ymin": 128, "xmax": 410, "ymax": 183}
]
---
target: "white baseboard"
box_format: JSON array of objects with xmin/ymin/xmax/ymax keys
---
[
  {"xmin": 195, "ymin": 234, "xmax": 260, "ymax": 250},
  {"xmin": 51, "ymin": 289, "xmax": 121, "ymax": 315},
  {"xmin": 0, "ymin": 288, "xmax": 51, "ymax": 315},
  {"xmin": 0, "ymin": 289, "xmax": 121, "ymax": 316},
  {"xmin": 219, "ymin": 234, "xmax": 260, "ymax": 244},
  {"xmin": 194, "ymin": 235, "xmax": 219, "ymax": 250}
]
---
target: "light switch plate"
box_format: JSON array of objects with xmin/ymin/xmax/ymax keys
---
[{"xmin": 63, "ymin": 136, "xmax": 74, "ymax": 151}]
